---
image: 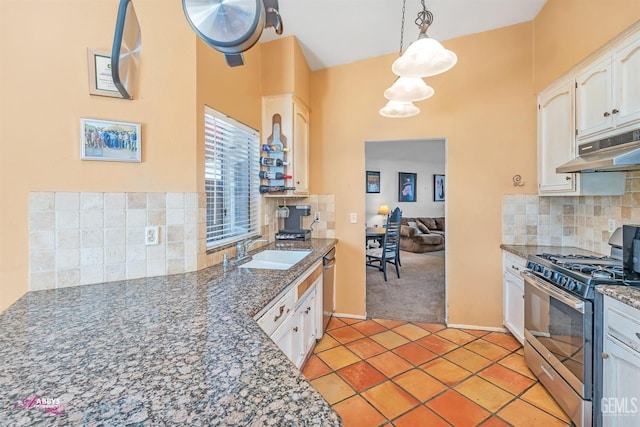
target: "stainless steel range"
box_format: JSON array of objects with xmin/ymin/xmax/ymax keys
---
[{"xmin": 521, "ymin": 229, "xmax": 626, "ymax": 427}]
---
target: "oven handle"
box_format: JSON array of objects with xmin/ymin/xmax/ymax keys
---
[{"xmin": 520, "ymin": 271, "xmax": 585, "ymax": 314}]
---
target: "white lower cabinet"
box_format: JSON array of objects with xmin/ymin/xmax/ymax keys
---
[
  {"xmin": 256, "ymin": 260, "xmax": 323, "ymax": 369},
  {"xmin": 502, "ymin": 251, "xmax": 525, "ymax": 344},
  {"xmin": 601, "ymin": 296, "xmax": 640, "ymax": 426}
]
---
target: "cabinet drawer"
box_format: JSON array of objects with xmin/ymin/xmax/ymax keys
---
[
  {"xmin": 257, "ymin": 287, "xmax": 296, "ymax": 336},
  {"xmin": 605, "ymin": 296, "xmax": 640, "ymax": 354},
  {"xmin": 503, "ymin": 251, "xmax": 526, "ymax": 278}
]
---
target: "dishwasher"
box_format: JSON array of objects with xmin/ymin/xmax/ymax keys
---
[{"xmin": 322, "ymin": 247, "xmax": 336, "ymax": 332}]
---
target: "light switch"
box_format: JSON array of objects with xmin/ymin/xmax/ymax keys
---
[{"xmin": 350, "ymin": 213, "xmax": 357, "ymax": 223}]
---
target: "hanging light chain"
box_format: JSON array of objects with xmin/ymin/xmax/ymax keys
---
[
  {"xmin": 415, "ymin": 0, "xmax": 434, "ymax": 30},
  {"xmin": 398, "ymin": 0, "xmax": 406, "ymax": 57}
]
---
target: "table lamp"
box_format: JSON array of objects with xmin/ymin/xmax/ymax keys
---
[{"xmin": 378, "ymin": 204, "xmax": 390, "ymax": 227}]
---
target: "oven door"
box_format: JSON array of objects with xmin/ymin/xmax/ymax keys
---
[{"xmin": 522, "ymin": 271, "xmax": 593, "ymax": 399}]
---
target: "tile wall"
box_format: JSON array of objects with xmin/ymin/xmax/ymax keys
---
[
  {"xmin": 503, "ymin": 172, "xmax": 640, "ymax": 254},
  {"xmin": 29, "ymin": 192, "xmax": 336, "ymax": 291}
]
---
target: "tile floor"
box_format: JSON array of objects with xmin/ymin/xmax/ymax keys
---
[{"xmin": 303, "ymin": 317, "xmax": 572, "ymax": 427}]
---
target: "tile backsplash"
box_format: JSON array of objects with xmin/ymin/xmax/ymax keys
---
[
  {"xmin": 503, "ymin": 171, "xmax": 640, "ymax": 254},
  {"xmin": 29, "ymin": 192, "xmax": 335, "ymax": 291}
]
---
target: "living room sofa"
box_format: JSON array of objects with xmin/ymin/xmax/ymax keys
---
[{"xmin": 400, "ymin": 217, "xmax": 445, "ymax": 253}]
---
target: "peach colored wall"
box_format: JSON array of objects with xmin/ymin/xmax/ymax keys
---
[
  {"xmin": 534, "ymin": 1, "xmax": 640, "ymax": 91},
  {"xmin": 260, "ymin": 36, "xmax": 311, "ymax": 107},
  {"xmin": 310, "ymin": 23, "xmax": 538, "ymax": 326},
  {"xmin": 0, "ymin": 0, "xmax": 197, "ymax": 312}
]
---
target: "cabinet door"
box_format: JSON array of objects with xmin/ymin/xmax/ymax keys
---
[
  {"xmin": 292, "ymin": 98, "xmax": 309, "ymax": 196},
  {"xmin": 576, "ymin": 56, "xmax": 614, "ymax": 139},
  {"xmin": 538, "ymin": 79, "xmax": 576, "ymax": 194},
  {"xmin": 271, "ymin": 312, "xmax": 301, "ymax": 365},
  {"xmin": 614, "ymin": 33, "xmax": 640, "ymax": 128},
  {"xmin": 503, "ymin": 271, "xmax": 524, "ymax": 344},
  {"xmin": 601, "ymin": 336, "xmax": 640, "ymax": 426},
  {"xmin": 298, "ymin": 290, "xmax": 316, "ymax": 367}
]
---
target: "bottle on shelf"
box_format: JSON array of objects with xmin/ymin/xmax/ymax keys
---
[
  {"xmin": 261, "ymin": 144, "xmax": 290, "ymax": 152},
  {"xmin": 260, "ymin": 157, "xmax": 289, "ymax": 167},
  {"xmin": 259, "ymin": 185, "xmax": 296, "ymax": 194},
  {"xmin": 259, "ymin": 171, "xmax": 292, "ymax": 180}
]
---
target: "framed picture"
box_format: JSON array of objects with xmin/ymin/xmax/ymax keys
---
[
  {"xmin": 398, "ymin": 172, "xmax": 417, "ymax": 202},
  {"xmin": 87, "ymin": 49, "xmax": 126, "ymax": 99},
  {"xmin": 80, "ymin": 118, "xmax": 141, "ymax": 162},
  {"xmin": 366, "ymin": 171, "xmax": 380, "ymax": 193},
  {"xmin": 434, "ymin": 174, "xmax": 445, "ymax": 201}
]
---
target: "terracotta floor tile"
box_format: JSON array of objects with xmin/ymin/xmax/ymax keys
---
[
  {"xmin": 336, "ymin": 360, "xmax": 386, "ymax": 392},
  {"xmin": 392, "ymin": 323, "xmax": 430, "ymax": 340},
  {"xmin": 420, "ymin": 357, "xmax": 472, "ymax": 386},
  {"xmin": 463, "ymin": 328, "xmax": 491, "ymax": 337},
  {"xmin": 443, "ymin": 348, "xmax": 493, "ymax": 373},
  {"xmin": 415, "ymin": 334, "xmax": 459, "ymax": 355},
  {"xmin": 426, "ymin": 389, "xmax": 491, "ymax": 426},
  {"xmin": 393, "ymin": 405, "xmax": 449, "ymax": 427},
  {"xmin": 498, "ymin": 399, "xmax": 571, "ymax": 427},
  {"xmin": 516, "ymin": 348, "xmax": 524, "ymax": 356},
  {"xmin": 333, "ymin": 395, "xmax": 387, "ymax": 427},
  {"xmin": 393, "ymin": 369, "xmax": 447, "ymax": 402},
  {"xmin": 346, "ymin": 337, "xmax": 387, "ymax": 359},
  {"xmin": 316, "ymin": 345, "xmax": 361, "ymax": 370},
  {"xmin": 310, "ymin": 373, "xmax": 355, "ymax": 405},
  {"xmin": 413, "ymin": 322, "xmax": 446, "ymax": 333},
  {"xmin": 315, "ymin": 334, "xmax": 341, "ymax": 352},
  {"xmin": 454, "ymin": 376, "xmax": 515, "ymax": 412},
  {"xmin": 465, "ymin": 339, "xmax": 511, "ymax": 361},
  {"xmin": 498, "ymin": 353, "xmax": 536, "ymax": 379},
  {"xmin": 478, "ymin": 416, "xmax": 513, "ymax": 427},
  {"xmin": 478, "ymin": 364, "xmax": 536, "ymax": 395},
  {"xmin": 340, "ymin": 317, "xmax": 363, "ymax": 325},
  {"xmin": 328, "ymin": 326, "xmax": 366, "ymax": 344},
  {"xmin": 393, "ymin": 342, "xmax": 437, "ymax": 366},
  {"xmin": 436, "ymin": 328, "xmax": 478, "ymax": 345},
  {"xmin": 521, "ymin": 383, "xmax": 571, "ymax": 423},
  {"xmin": 302, "ymin": 354, "xmax": 332, "ymax": 380},
  {"xmin": 352, "ymin": 319, "xmax": 388, "ymax": 336},
  {"xmin": 368, "ymin": 351, "xmax": 413, "ymax": 378},
  {"xmin": 327, "ymin": 316, "xmax": 347, "ymax": 330},
  {"xmin": 482, "ymin": 332, "xmax": 522, "ymax": 351},
  {"xmin": 373, "ymin": 318, "xmax": 406, "ymax": 329},
  {"xmin": 361, "ymin": 381, "xmax": 419, "ymax": 419},
  {"xmin": 370, "ymin": 330, "xmax": 410, "ymax": 349}
]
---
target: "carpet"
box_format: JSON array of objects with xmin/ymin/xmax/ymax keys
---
[{"xmin": 366, "ymin": 250, "xmax": 445, "ymax": 323}]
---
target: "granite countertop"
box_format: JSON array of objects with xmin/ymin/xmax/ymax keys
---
[
  {"xmin": 500, "ymin": 244, "xmax": 606, "ymax": 260},
  {"xmin": 597, "ymin": 285, "xmax": 640, "ymax": 311},
  {"xmin": 0, "ymin": 239, "xmax": 341, "ymax": 426}
]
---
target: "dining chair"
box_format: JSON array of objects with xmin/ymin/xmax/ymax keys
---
[{"xmin": 366, "ymin": 208, "xmax": 401, "ymax": 281}]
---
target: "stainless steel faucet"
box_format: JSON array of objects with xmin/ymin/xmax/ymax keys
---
[{"xmin": 231, "ymin": 236, "xmax": 268, "ymax": 265}]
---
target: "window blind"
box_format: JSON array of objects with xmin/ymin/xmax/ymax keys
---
[{"xmin": 204, "ymin": 106, "xmax": 260, "ymax": 249}]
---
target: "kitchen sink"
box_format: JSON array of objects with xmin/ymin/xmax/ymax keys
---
[{"xmin": 239, "ymin": 250, "xmax": 312, "ymax": 270}]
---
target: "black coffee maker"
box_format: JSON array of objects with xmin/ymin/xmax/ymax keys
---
[{"xmin": 622, "ymin": 224, "xmax": 640, "ymax": 285}]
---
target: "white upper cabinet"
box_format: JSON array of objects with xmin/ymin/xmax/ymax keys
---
[
  {"xmin": 538, "ymin": 78, "xmax": 576, "ymax": 194},
  {"xmin": 577, "ymin": 31, "xmax": 640, "ymax": 142}
]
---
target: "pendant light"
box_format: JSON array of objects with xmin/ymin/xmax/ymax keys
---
[
  {"xmin": 379, "ymin": 100, "xmax": 420, "ymax": 118},
  {"xmin": 392, "ymin": 0, "xmax": 457, "ymax": 78}
]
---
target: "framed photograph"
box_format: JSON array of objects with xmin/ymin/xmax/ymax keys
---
[
  {"xmin": 398, "ymin": 172, "xmax": 417, "ymax": 202},
  {"xmin": 434, "ymin": 174, "xmax": 445, "ymax": 201},
  {"xmin": 80, "ymin": 118, "xmax": 141, "ymax": 162},
  {"xmin": 366, "ymin": 171, "xmax": 380, "ymax": 193},
  {"xmin": 87, "ymin": 48, "xmax": 126, "ymax": 98}
]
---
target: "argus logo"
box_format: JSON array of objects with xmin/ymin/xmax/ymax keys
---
[
  {"xmin": 602, "ymin": 397, "xmax": 639, "ymax": 416},
  {"xmin": 13, "ymin": 395, "xmax": 66, "ymax": 415}
]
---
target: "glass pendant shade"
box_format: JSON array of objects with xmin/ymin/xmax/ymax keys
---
[
  {"xmin": 384, "ymin": 77, "xmax": 434, "ymax": 102},
  {"xmin": 379, "ymin": 100, "xmax": 420, "ymax": 118},
  {"xmin": 392, "ymin": 37, "xmax": 457, "ymax": 78}
]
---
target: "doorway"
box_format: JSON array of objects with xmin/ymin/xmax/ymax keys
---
[{"xmin": 364, "ymin": 138, "xmax": 446, "ymax": 323}]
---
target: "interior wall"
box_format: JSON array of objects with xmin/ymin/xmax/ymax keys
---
[
  {"xmin": 365, "ymin": 140, "xmax": 446, "ymax": 226},
  {"xmin": 310, "ymin": 22, "xmax": 537, "ymax": 326},
  {"xmin": 0, "ymin": 0, "xmax": 198, "ymax": 313}
]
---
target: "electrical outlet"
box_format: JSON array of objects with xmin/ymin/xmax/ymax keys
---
[
  {"xmin": 608, "ymin": 219, "xmax": 616, "ymax": 233},
  {"xmin": 350, "ymin": 213, "xmax": 357, "ymax": 223},
  {"xmin": 145, "ymin": 226, "xmax": 159, "ymax": 246}
]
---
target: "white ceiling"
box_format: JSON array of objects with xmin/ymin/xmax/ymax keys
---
[{"xmin": 259, "ymin": 0, "xmax": 547, "ymax": 71}]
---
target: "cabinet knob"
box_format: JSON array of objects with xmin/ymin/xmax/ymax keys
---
[
  {"xmin": 305, "ymin": 307, "xmax": 311, "ymax": 314},
  {"xmin": 612, "ymin": 108, "xmax": 620, "ymax": 114},
  {"xmin": 602, "ymin": 352, "xmax": 609, "ymax": 359},
  {"xmin": 293, "ymin": 327, "xmax": 299, "ymax": 332},
  {"xmin": 511, "ymin": 265, "xmax": 519, "ymax": 271},
  {"xmin": 604, "ymin": 111, "xmax": 611, "ymax": 117},
  {"xmin": 565, "ymin": 176, "xmax": 572, "ymax": 181},
  {"xmin": 274, "ymin": 305, "xmax": 286, "ymax": 322}
]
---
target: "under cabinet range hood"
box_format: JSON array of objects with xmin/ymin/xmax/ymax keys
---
[{"xmin": 556, "ymin": 129, "xmax": 640, "ymax": 173}]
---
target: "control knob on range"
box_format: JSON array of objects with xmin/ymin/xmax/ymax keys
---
[
  {"xmin": 566, "ymin": 279, "xmax": 577, "ymax": 291},
  {"xmin": 558, "ymin": 276, "xmax": 568, "ymax": 287}
]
